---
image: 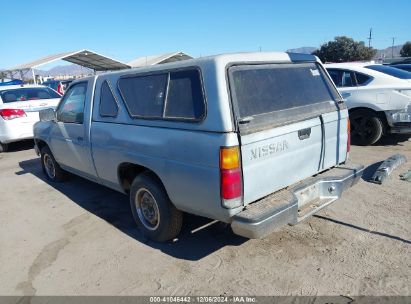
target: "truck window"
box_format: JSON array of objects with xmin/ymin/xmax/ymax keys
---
[
  {"xmin": 99, "ymin": 80, "xmax": 119, "ymax": 117},
  {"xmin": 164, "ymin": 69, "xmax": 205, "ymax": 120},
  {"xmin": 229, "ymin": 63, "xmax": 341, "ymax": 132},
  {"xmin": 231, "ymin": 63, "xmax": 339, "ymax": 118},
  {"xmin": 56, "ymin": 82, "xmax": 87, "ymax": 124},
  {"xmin": 118, "ymin": 74, "xmax": 167, "ymax": 118}
]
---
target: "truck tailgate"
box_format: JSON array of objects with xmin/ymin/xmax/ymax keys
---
[{"xmin": 228, "ymin": 61, "xmax": 347, "ymax": 206}]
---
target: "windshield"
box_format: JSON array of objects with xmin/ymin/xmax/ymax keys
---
[
  {"xmin": 0, "ymin": 87, "xmax": 61, "ymax": 103},
  {"xmin": 366, "ymin": 65, "xmax": 411, "ymax": 79}
]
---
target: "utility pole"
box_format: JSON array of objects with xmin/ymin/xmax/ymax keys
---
[
  {"xmin": 391, "ymin": 37, "xmax": 396, "ymax": 58},
  {"xmin": 367, "ymin": 28, "xmax": 372, "ymax": 47}
]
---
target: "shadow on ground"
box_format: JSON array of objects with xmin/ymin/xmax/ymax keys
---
[
  {"xmin": 314, "ymin": 215, "xmax": 411, "ymax": 245},
  {"xmin": 352, "ymin": 134, "xmax": 411, "ymax": 147},
  {"xmin": 17, "ymin": 158, "xmax": 247, "ymax": 261},
  {"xmin": 361, "ymin": 161, "xmax": 383, "ymax": 182}
]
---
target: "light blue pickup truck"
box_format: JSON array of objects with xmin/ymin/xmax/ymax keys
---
[{"xmin": 34, "ymin": 52, "xmax": 363, "ymax": 242}]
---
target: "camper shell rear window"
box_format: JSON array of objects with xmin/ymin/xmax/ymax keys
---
[{"xmin": 228, "ymin": 62, "xmax": 342, "ymax": 133}]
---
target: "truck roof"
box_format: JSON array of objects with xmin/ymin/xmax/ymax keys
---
[{"xmin": 91, "ymin": 52, "xmax": 319, "ymax": 80}]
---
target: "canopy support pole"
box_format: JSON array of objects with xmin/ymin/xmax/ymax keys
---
[{"xmin": 32, "ymin": 69, "xmax": 37, "ymax": 84}]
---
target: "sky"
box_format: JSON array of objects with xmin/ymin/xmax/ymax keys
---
[{"xmin": 1, "ymin": 0, "xmax": 410, "ymax": 69}]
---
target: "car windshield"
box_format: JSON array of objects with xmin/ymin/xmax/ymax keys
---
[
  {"xmin": 365, "ymin": 65, "xmax": 411, "ymax": 79},
  {"xmin": 0, "ymin": 87, "xmax": 61, "ymax": 103}
]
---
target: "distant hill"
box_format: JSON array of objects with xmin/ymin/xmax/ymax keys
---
[
  {"xmin": 34, "ymin": 65, "xmax": 93, "ymax": 77},
  {"xmin": 374, "ymin": 45, "xmax": 403, "ymax": 59}
]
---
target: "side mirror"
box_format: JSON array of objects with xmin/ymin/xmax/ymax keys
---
[{"xmin": 39, "ymin": 108, "xmax": 56, "ymax": 122}]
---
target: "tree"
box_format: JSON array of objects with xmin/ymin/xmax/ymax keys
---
[
  {"xmin": 400, "ymin": 42, "xmax": 411, "ymax": 57},
  {"xmin": 312, "ymin": 36, "xmax": 377, "ymax": 63}
]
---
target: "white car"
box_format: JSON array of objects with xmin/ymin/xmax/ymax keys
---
[
  {"xmin": 325, "ymin": 63, "xmax": 411, "ymax": 145},
  {"xmin": 0, "ymin": 85, "xmax": 61, "ymax": 152}
]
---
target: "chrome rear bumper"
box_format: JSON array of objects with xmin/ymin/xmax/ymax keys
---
[{"xmin": 231, "ymin": 163, "xmax": 364, "ymax": 239}]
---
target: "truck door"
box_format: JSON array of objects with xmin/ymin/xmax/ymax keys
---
[{"xmin": 49, "ymin": 81, "xmax": 98, "ymax": 181}]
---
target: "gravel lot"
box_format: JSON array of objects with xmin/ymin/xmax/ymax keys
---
[{"xmin": 0, "ymin": 138, "xmax": 410, "ymax": 296}]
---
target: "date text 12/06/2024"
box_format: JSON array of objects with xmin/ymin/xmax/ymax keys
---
[{"xmin": 149, "ymin": 296, "xmax": 256, "ymax": 303}]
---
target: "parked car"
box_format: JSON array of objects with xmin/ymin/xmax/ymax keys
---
[
  {"xmin": 325, "ymin": 63, "xmax": 411, "ymax": 145},
  {"xmin": 42, "ymin": 79, "xmax": 73, "ymax": 95},
  {"xmin": 0, "ymin": 85, "xmax": 61, "ymax": 152},
  {"xmin": 34, "ymin": 52, "xmax": 363, "ymax": 242},
  {"xmin": 387, "ymin": 64, "xmax": 411, "ymax": 73}
]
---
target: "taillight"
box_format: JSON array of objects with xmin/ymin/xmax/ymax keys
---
[
  {"xmin": 220, "ymin": 146, "xmax": 243, "ymax": 208},
  {"xmin": 57, "ymin": 83, "xmax": 63, "ymax": 95},
  {"xmin": 0, "ymin": 109, "xmax": 26, "ymax": 120},
  {"xmin": 347, "ymin": 119, "xmax": 351, "ymax": 154}
]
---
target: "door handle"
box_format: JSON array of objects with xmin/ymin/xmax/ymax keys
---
[{"xmin": 298, "ymin": 128, "xmax": 311, "ymax": 140}]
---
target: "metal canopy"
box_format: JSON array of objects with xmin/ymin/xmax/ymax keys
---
[
  {"xmin": 3, "ymin": 49, "xmax": 131, "ymax": 73},
  {"xmin": 128, "ymin": 52, "xmax": 192, "ymax": 68}
]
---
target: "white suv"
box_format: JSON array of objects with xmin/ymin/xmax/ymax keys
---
[
  {"xmin": 325, "ymin": 63, "xmax": 411, "ymax": 145},
  {"xmin": 0, "ymin": 84, "xmax": 61, "ymax": 152}
]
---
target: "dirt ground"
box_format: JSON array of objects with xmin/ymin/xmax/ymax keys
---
[{"xmin": 0, "ymin": 137, "xmax": 410, "ymax": 296}]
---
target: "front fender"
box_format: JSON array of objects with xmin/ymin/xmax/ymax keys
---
[{"xmin": 33, "ymin": 121, "xmax": 53, "ymax": 146}]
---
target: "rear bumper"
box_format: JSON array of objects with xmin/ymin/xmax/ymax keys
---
[
  {"xmin": 0, "ymin": 120, "xmax": 35, "ymax": 143},
  {"xmin": 231, "ymin": 163, "xmax": 364, "ymax": 239}
]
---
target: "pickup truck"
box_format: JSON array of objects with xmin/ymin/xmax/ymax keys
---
[{"xmin": 34, "ymin": 52, "xmax": 364, "ymax": 242}]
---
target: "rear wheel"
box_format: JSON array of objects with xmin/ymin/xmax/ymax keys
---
[
  {"xmin": 350, "ymin": 110, "xmax": 384, "ymax": 146},
  {"xmin": 40, "ymin": 146, "xmax": 68, "ymax": 182},
  {"xmin": 130, "ymin": 172, "xmax": 183, "ymax": 242},
  {"xmin": 0, "ymin": 142, "xmax": 8, "ymax": 153}
]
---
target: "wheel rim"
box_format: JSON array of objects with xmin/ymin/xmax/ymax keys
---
[
  {"xmin": 135, "ymin": 188, "xmax": 160, "ymax": 231},
  {"xmin": 43, "ymin": 154, "xmax": 56, "ymax": 179},
  {"xmin": 351, "ymin": 116, "xmax": 376, "ymax": 142}
]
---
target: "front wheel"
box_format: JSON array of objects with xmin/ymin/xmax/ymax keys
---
[
  {"xmin": 350, "ymin": 110, "xmax": 384, "ymax": 146},
  {"xmin": 40, "ymin": 146, "xmax": 68, "ymax": 182},
  {"xmin": 130, "ymin": 172, "xmax": 183, "ymax": 242}
]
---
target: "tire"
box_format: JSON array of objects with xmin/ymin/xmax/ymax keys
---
[
  {"xmin": 0, "ymin": 142, "xmax": 8, "ymax": 153},
  {"xmin": 40, "ymin": 146, "xmax": 68, "ymax": 182},
  {"xmin": 130, "ymin": 172, "xmax": 183, "ymax": 242},
  {"xmin": 350, "ymin": 110, "xmax": 384, "ymax": 146}
]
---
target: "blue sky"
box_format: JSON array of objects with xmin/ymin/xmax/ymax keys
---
[{"xmin": 1, "ymin": 0, "xmax": 410, "ymax": 69}]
